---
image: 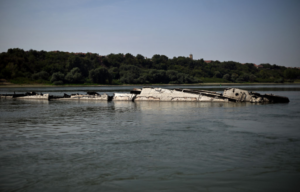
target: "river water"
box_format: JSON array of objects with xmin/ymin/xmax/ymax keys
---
[{"xmin": 0, "ymin": 85, "xmax": 300, "ymax": 192}]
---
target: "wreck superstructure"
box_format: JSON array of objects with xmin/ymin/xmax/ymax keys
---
[
  {"xmin": 223, "ymin": 88, "xmax": 290, "ymax": 103},
  {"xmin": 132, "ymin": 87, "xmax": 289, "ymax": 103}
]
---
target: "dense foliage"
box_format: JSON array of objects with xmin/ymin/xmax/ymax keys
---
[{"xmin": 1, "ymin": 48, "xmax": 299, "ymax": 85}]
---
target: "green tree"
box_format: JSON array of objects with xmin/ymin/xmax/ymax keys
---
[
  {"xmin": 89, "ymin": 67, "xmax": 110, "ymax": 84},
  {"xmin": 65, "ymin": 67, "xmax": 84, "ymax": 83},
  {"xmin": 284, "ymin": 68, "xmax": 298, "ymax": 79},
  {"xmin": 108, "ymin": 67, "xmax": 120, "ymax": 79},
  {"xmin": 214, "ymin": 71, "xmax": 222, "ymax": 78},
  {"xmin": 223, "ymin": 74, "xmax": 230, "ymax": 81},
  {"xmin": 236, "ymin": 73, "xmax": 249, "ymax": 82},
  {"xmin": 231, "ymin": 73, "xmax": 238, "ymax": 81},
  {"xmin": 31, "ymin": 71, "xmax": 49, "ymax": 80},
  {"xmin": 148, "ymin": 69, "xmax": 167, "ymax": 83},
  {"xmin": 124, "ymin": 53, "xmax": 137, "ymax": 66},
  {"xmin": 67, "ymin": 56, "xmax": 82, "ymax": 71},
  {"xmin": 51, "ymin": 72, "xmax": 65, "ymax": 84},
  {"xmin": 136, "ymin": 74, "xmax": 149, "ymax": 84},
  {"xmin": 249, "ymin": 74, "xmax": 257, "ymax": 82},
  {"xmin": 166, "ymin": 70, "xmax": 179, "ymax": 82},
  {"xmin": 152, "ymin": 54, "xmax": 168, "ymax": 70},
  {"xmin": 119, "ymin": 65, "xmax": 141, "ymax": 80}
]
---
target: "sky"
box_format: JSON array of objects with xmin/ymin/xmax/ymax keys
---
[{"xmin": 0, "ymin": 0, "xmax": 299, "ymax": 67}]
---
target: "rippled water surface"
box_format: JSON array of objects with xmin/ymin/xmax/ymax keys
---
[{"xmin": 1, "ymin": 85, "xmax": 300, "ymax": 192}]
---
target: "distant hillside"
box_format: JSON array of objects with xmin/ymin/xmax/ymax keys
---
[{"xmin": 0, "ymin": 48, "xmax": 299, "ymax": 85}]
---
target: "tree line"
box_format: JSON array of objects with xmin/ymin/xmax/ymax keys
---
[{"xmin": 0, "ymin": 48, "xmax": 299, "ymax": 85}]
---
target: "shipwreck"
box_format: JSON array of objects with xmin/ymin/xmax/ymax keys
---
[
  {"xmin": 0, "ymin": 92, "xmax": 49, "ymax": 100},
  {"xmin": 0, "ymin": 87, "xmax": 290, "ymax": 103},
  {"xmin": 111, "ymin": 87, "xmax": 290, "ymax": 103},
  {"xmin": 50, "ymin": 92, "xmax": 113, "ymax": 101}
]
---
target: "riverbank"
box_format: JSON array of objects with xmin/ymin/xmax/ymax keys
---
[{"xmin": 1, "ymin": 82, "xmax": 300, "ymax": 88}]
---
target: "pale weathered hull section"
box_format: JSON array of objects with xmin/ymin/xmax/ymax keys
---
[
  {"xmin": 16, "ymin": 94, "xmax": 49, "ymax": 100},
  {"xmin": 113, "ymin": 93, "xmax": 137, "ymax": 101},
  {"xmin": 0, "ymin": 93, "xmax": 49, "ymax": 100},
  {"xmin": 53, "ymin": 94, "xmax": 109, "ymax": 101},
  {"xmin": 135, "ymin": 88, "xmax": 229, "ymax": 102}
]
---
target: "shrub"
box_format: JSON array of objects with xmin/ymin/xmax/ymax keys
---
[
  {"xmin": 89, "ymin": 67, "xmax": 110, "ymax": 84},
  {"xmin": 53, "ymin": 81, "xmax": 64, "ymax": 85},
  {"xmin": 31, "ymin": 71, "xmax": 49, "ymax": 80},
  {"xmin": 65, "ymin": 67, "xmax": 83, "ymax": 83},
  {"xmin": 274, "ymin": 78, "xmax": 284, "ymax": 83},
  {"xmin": 51, "ymin": 72, "xmax": 65, "ymax": 83},
  {"xmin": 223, "ymin": 74, "xmax": 230, "ymax": 81}
]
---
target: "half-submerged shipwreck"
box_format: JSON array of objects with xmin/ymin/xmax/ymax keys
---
[
  {"xmin": 114, "ymin": 87, "xmax": 290, "ymax": 103},
  {"xmin": 50, "ymin": 92, "xmax": 112, "ymax": 101},
  {"xmin": 0, "ymin": 92, "xmax": 49, "ymax": 100},
  {"xmin": 223, "ymin": 88, "xmax": 289, "ymax": 103},
  {"xmin": 134, "ymin": 87, "xmax": 229, "ymax": 102},
  {"xmin": 0, "ymin": 87, "xmax": 289, "ymax": 103}
]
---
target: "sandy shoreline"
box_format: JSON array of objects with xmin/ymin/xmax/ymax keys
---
[{"xmin": 1, "ymin": 82, "xmax": 299, "ymax": 88}]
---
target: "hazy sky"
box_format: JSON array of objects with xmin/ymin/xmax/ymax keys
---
[{"xmin": 0, "ymin": 0, "xmax": 299, "ymax": 67}]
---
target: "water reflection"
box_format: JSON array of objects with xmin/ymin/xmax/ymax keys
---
[
  {"xmin": 17, "ymin": 99, "xmax": 49, "ymax": 104},
  {"xmin": 53, "ymin": 99, "xmax": 110, "ymax": 104},
  {"xmin": 134, "ymin": 101, "xmax": 259, "ymax": 111}
]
